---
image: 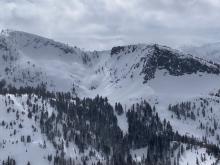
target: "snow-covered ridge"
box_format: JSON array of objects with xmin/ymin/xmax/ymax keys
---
[
  {"xmin": 0, "ymin": 29, "xmax": 86, "ymax": 60},
  {"xmin": 0, "ymin": 30, "xmax": 219, "ymax": 103}
]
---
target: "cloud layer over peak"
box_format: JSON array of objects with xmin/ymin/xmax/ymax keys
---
[{"xmin": 0, "ymin": 0, "xmax": 220, "ymax": 50}]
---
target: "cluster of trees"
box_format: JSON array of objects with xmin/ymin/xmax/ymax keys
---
[
  {"xmin": 2, "ymin": 157, "xmax": 16, "ymax": 165},
  {"xmin": 1, "ymin": 84, "xmax": 220, "ymax": 165},
  {"xmin": 39, "ymin": 92, "xmax": 220, "ymax": 164},
  {"xmin": 168, "ymin": 99, "xmax": 220, "ymax": 147},
  {"xmin": 168, "ymin": 101, "xmax": 196, "ymax": 120},
  {"xmin": 168, "ymin": 99, "xmax": 214, "ymax": 120},
  {"xmin": 126, "ymin": 101, "xmax": 174, "ymax": 164},
  {"xmin": 115, "ymin": 102, "xmax": 124, "ymax": 115},
  {"xmin": 41, "ymin": 94, "xmax": 126, "ymax": 164},
  {"xmin": 214, "ymin": 89, "xmax": 220, "ymax": 98}
]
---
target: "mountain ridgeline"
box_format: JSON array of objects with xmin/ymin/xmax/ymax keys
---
[{"xmin": 111, "ymin": 44, "xmax": 220, "ymax": 82}]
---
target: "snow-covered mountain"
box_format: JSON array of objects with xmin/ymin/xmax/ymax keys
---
[
  {"xmin": 1, "ymin": 29, "xmax": 220, "ymax": 165},
  {"xmin": 1, "ymin": 30, "xmax": 220, "ymax": 104}
]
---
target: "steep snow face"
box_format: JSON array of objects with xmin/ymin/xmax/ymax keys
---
[
  {"xmin": 83, "ymin": 44, "xmax": 220, "ymax": 105},
  {"xmin": 0, "ymin": 30, "xmax": 94, "ymax": 91},
  {"xmin": 181, "ymin": 43, "xmax": 220, "ymax": 63},
  {"xmin": 1, "ymin": 29, "xmax": 83, "ymax": 60}
]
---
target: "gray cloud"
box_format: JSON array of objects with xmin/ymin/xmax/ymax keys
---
[{"xmin": 0, "ymin": 0, "xmax": 220, "ymax": 50}]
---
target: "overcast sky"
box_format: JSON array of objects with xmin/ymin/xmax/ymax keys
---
[{"xmin": 0, "ymin": 0, "xmax": 220, "ymax": 50}]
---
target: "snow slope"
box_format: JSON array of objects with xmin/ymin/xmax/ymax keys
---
[
  {"xmin": 0, "ymin": 94, "xmax": 104, "ymax": 165},
  {"xmin": 0, "ymin": 94, "xmax": 55, "ymax": 164}
]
